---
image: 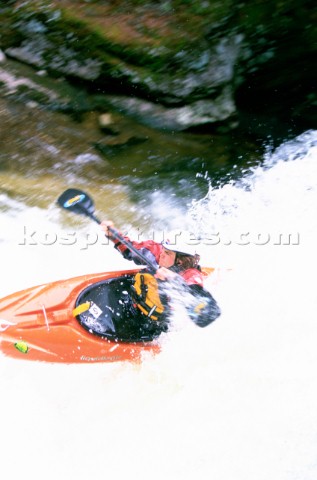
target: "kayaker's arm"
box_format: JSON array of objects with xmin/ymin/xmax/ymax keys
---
[
  {"xmin": 100, "ymin": 221, "xmax": 220, "ymax": 328},
  {"xmin": 154, "ymin": 266, "xmax": 177, "ymax": 281},
  {"xmin": 101, "ymin": 221, "xmax": 160, "ymax": 267}
]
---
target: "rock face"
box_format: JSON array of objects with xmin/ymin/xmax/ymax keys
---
[{"xmin": 0, "ymin": 0, "xmax": 316, "ymax": 132}]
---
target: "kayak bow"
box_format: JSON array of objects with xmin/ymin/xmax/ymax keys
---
[
  {"xmin": 0, "ymin": 267, "xmax": 215, "ymax": 364},
  {"xmin": 0, "ymin": 269, "xmax": 161, "ymax": 364}
]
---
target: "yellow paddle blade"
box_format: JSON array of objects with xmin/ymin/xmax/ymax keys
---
[{"xmin": 73, "ymin": 301, "xmax": 91, "ymax": 317}]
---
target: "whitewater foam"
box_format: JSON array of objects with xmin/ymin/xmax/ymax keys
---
[{"xmin": 1, "ymin": 130, "xmax": 317, "ymax": 480}]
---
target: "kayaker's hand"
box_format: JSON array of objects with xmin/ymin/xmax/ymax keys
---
[
  {"xmin": 155, "ymin": 267, "xmax": 177, "ymax": 282},
  {"xmin": 101, "ymin": 220, "xmax": 115, "ymax": 238}
]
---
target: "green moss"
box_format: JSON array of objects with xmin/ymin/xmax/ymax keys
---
[
  {"xmin": 1, "ymin": 0, "xmax": 234, "ymax": 77},
  {"xmin": 2, "ymin": 0, "xmax": 315, "ymax": 129},
  {"xmin": 0, "ymin": 12, "xmax": 25, "ymax": 48},
  {"xmin": 15, "ymin": 84, "xmax": 50, "ymax": 104},
  {"xmin": 56, "ymin": 10, "xmax": 176, "ymax": 69}
]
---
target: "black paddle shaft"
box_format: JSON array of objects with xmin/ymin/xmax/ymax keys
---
[
  {"xmin": 57, "ymin": 188, "xmax": 221, "ymax": 328},
  {"xmin": 57, "ymin": 188, "xmax": 158, "ymax": 272}
]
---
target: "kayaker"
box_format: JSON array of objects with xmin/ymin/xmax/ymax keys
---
[{"xmin": 101, "ymin": 221, "xmax": 221, "ymax": 327}]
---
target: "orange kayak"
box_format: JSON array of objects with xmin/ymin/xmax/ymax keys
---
[{"xmin": 0, "ymin": 267, "xmax": 215, "ymax": 364}]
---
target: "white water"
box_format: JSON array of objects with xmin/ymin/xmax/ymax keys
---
[{"xmin": 1, "ymin": 130, "xmax": 317, "ymax": 480}]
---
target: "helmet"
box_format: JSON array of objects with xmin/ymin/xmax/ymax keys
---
[{"xmin": 161, "ymin": 240, "xmax": 199, "ymax": 257}]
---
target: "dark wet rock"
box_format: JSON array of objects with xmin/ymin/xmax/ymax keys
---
[
  {"xmin": 99, "ymin": 126, "xmax": 120, "ymax": 136},
  {"xmin": 100, "ymin": 89, "xmax": 237, "ymax": 131},
  {"xmin": 93, "ymin": 136, "xmax": 148, "ymax": 157},
  {"xmin": 0, "ymin": 0, "xmax": 315, "ymax": 135}
]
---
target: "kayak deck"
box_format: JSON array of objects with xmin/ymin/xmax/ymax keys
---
[
  {"xmin": 75, "ymin": 275, "xmax": 167, "ymax": 342},
  {"xmin": 0, "ymin": 267, "xmax": 215, "ymax": 364},
  {"xmin": 0, "ymin": 269, "xmax": 162, "ymax": 364}
]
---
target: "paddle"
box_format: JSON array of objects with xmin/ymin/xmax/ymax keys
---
[
  {"xmin": 57, "ymin": 188, "xmax": 221, "ymax": 328},
  {"xmin": 57, "ymin": 188, "xmax": 158, "ymax": 272}
]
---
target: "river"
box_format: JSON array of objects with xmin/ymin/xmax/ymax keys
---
[{"xmin": 1, "ymin": 128, "xmax": 317, "ymax": 480}]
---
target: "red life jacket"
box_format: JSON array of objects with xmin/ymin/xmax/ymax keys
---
[
  {"xmin": 180, "ymin": 268, "xmax": 204, "ymax": 287},
  {"xmin": 113, "ymin": 236, "xmax": 203, "ymax": 286},
  {"xmin": 111, "ymin": 235, "xmax": 221, "ymax": 327}
]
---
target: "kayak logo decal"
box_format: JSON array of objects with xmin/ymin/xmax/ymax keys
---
[
  {"xmin": 63, "ymin": 194, "xmax": 85, "ymax": 208},
  {"xmin": 14, "ymin": 341, "xmax": 29, "ymax": 354},
  {"xmin": 80, "ymin": 355, "xmax": 122, "ymax": 362},
  {"xmin": 89, "ymin": 302, "xmax": 103, "ymax": 320}
]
